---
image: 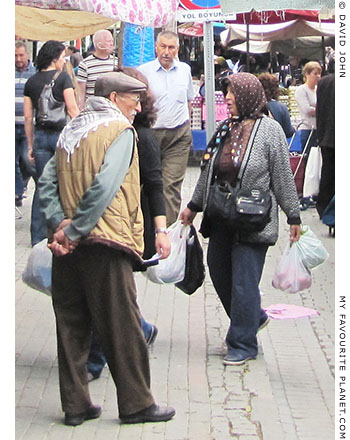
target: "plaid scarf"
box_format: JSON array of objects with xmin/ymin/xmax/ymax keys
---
[{"xmin": 58, "ymin": 96, "xmax": 129, "ymax": 161}]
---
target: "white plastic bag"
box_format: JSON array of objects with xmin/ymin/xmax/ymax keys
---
[
  {"xmin": 272, "ymin": 242, "xmax": 312, "ymax": 293},
  {"xmin": 296, "ymin": 226, "xmax": 329, "ymax": 270},
  {"xmin": 22, "ymin": 239, "xmax": 52, "ymax": 295},
  {"xmin": 303, "ymin": 146, "xmax": 322, "ymax": 198},
  {"xmin": 145, "ymin": 221, "xmax": 190, "ymax": 284}
]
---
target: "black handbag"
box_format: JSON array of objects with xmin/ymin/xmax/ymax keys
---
[
  {"xmin": 36, "ymin": 71, "xmax": 68, "ymax": 130},
  {"xmin": 175, "ymin": 225, "xmax": 205, "ymax": 295},
  {"xmin": 234, "ymin": 187, "xmax": 271, "ymax": 232},
  {"xmin": 205, "ymin": 119, "xmax": 271, "ymax": 233},
  {"xmin": 206, "ymin": 182, "xmax": 271, "ymax": 232}
]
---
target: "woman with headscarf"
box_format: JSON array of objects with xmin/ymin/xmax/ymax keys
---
[{"xmin": 180, "ymin": 73, "xmax": 301, "ymax": 366}]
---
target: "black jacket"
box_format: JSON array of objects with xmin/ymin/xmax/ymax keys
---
[
  {"xmin": 316, "ymin": 74, "xmax": 335, "ymax": 148},
  {"xmin": 135, "ymin": 125, "xmax": 166, "ymax": 259}
]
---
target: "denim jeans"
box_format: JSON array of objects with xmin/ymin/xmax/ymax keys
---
[
  {"xmin": 15, "ymin": 125, "xmax": 35, "ymax": 198},
  {"xmin": 31, "ymin": 128, "xmax": 60, "ymax": 246},
  {"xmin": 299, "ymin": 129, "xmax": 317, "ymax": 158},
  {"xmin": 207, "ymin": 224, "xmax": 268, "ymax": 359},
  {"xmin": 87, "ymin": 317, "xmax": 153, "ymax": 378}
]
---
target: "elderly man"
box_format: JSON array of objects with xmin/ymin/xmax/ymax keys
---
[
  {"xmin": 15, "ymin": 41, "xmax": 36, "ymax": 206},
  {"xmin": 38, "ymin": 72, "xmax": 175, "ymax": 426},
  {"xmin": 77, "ymin": 29, "xmax": 117, "ymax": 108},
  {"xmin": 137, "ymin": 31, "xmax": 194, "ymax": 226}
]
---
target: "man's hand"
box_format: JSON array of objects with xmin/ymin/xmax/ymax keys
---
[
  {"xmin": 48, "ymin": 222, "xmax": 79, "ymax": 256},
  {"xmin": 56, "ymin": 218, "xmax": 73, "ymax": 231}
]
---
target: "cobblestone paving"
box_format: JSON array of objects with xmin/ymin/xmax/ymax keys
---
[{"xmin": 15, "ymin": 166, "xmax": 335, "ymax": 439}]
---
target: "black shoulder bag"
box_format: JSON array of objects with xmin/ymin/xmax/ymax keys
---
[
  {"xmin": 36, "ymin": 71, "xmax": 68, "ymax": 130},
  {"xmin": 205, "ymin": 119, "xmax": 272, "ymax": 233}
]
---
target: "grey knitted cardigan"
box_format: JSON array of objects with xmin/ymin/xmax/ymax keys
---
[{"xmin": 188, "ymin": 116, "xmax": 301, "ymax": 246}]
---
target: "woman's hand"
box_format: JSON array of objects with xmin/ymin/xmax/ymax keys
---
[
  {"xmin": 179, "ymin": 207, "xmax": 197, "ymax": 226},
  {"xmin": 290, "ymin": 225, "xmax": 302, "ymax": 243},
  {"xmin": 27, "ymin": 146, "xmax": 35, "ymax": 164},
  {"xmin": 155, "ymin": 233, "xmax": 171, "ymax": 260}
]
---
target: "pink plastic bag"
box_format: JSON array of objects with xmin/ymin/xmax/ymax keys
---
[
  {"xmin": 265, "ymin": 304, "xmax": 320, "ymax": 320},
  {"xmin": 272, "ymin": 242, "xmax": 312, "ymax": 293}
]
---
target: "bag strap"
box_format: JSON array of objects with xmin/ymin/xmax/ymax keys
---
[
  {"xmin": 48, "ymin": 70, "xmax": 62, "ymax": 88},
  {"xmin": 236, "ymin": 118, "xmax": 262, "ymax": 186}
]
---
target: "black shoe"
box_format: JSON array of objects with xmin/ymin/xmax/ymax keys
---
[
  {"xmin": 223, "ymin": 354, "xmax": 255, "ymax": 366},
  {"xmin": 64, "ymin": 404, "xmax": 101, "ymax": 426},
  {"xmin": 119, "ymin": 403, "xmax": 175, "ymax": 424},
  {"xmin": 258, "ymin": 315, "xmax": 270, "ymax": 332},
  {"xmin": 87, "ymin": 372, "xmax": 101, "ymax": 382},
  {"xmin": 145, "ymin": 325, "xmax": 158, "ymax": 346},
  {"xmin": 299, "ymin": 200, "xmax": 309, "ymax": 211}
]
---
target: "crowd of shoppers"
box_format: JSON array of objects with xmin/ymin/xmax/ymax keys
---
[{"xmin": 15, "ymin": 30, "xmax": 334, "ymax": 427}]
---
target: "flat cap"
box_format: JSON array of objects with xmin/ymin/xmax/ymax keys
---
[{"xmin": 95, "ymin": 71, "xmax": 147, "ymax": 96}]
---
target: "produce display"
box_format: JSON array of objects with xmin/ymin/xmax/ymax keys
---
[{"xmin": 287, "ymin": 86, "xmax": 301, "ymax": 128}]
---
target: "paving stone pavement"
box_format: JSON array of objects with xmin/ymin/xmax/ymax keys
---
[{"xmin": 15, "ymin": 165, "xmax": 335, "ymax": 439}]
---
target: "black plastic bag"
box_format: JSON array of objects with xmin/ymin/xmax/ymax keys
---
[{"xmin": 175, "ymin": 225, "xmax": 205, "ymax": 295}]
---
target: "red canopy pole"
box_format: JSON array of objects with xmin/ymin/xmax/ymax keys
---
[{"xmin": 76, "ymin": 38, "xmax": 81, "ymax": 50}]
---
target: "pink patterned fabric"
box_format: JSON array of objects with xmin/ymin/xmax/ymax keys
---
[
  {"xmin": 15, "ymin": 0, "xmax": 179, "ymax": 27},
  {"xmin": 265, "ymin": 304, "xmax": 320, "ymax": 320}
]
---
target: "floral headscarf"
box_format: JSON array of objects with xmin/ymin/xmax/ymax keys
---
[
  {"xmin": 202, "ymin": 73, "xmax": 267, "ymax": 183},
  {"xmin": 222, "ymin": 72, "xmax": 267, "ymax": 119}
]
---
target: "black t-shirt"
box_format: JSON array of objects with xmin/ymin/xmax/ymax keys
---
[{"xmin": 24, "ymin": 70, "xmax": 74, "ymax": 113}]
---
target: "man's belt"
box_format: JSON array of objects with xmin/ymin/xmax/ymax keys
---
[{"xmin": 154, "ymin": 120, "xmax": 189, "ymax": 131}]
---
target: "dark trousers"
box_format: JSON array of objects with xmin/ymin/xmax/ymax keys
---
[
  {"xmin": 152, "ymin": 123, "xmax": 192, "ymax": 226},
  {"xmin": 316, "ymin": 147, "xmax": 335, "ymax": 218},
  {"xmin": 15, "ymin": 125, "xmax": 35, "ymax": 198},
  {"xmin": 52, "ymin": 244, "xmax": 155, "ymax": 416},
  {"xmin": 207, "ymin": 225, "xmax": 268, "ymax": 358},
  {"xmin": 87, "ymin": 317, "xmax": 153, "ymax": 378}
]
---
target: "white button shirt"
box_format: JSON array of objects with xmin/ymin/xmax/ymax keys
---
[{"xmin": 138, "ymin": 58, "xmax": 194, "ymax": 129}]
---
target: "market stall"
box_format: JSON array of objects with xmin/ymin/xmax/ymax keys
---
[
  {"xmin": 187, "ymin": 8, "xmax": 334, "ymax": 155},
  {"xmin": 15, "ymin": 0, "xmax": 179, "ymax": 40}
]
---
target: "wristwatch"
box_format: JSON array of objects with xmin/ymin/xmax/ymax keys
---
[{"xmin": 155, "ymin": 228, "xmax": 168, "ymax": 235}]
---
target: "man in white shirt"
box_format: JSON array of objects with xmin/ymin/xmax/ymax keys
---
[{"xmin": 138, "ymin": 31, "xmax": 194, "ymax": 226}]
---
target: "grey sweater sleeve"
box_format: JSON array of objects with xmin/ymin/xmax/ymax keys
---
[
  {"xmin": 187, "ymin": 162, "xmax": 209, "ymax": 212},
  {"xmin": 268, "ymin": 122, "xmax": 301, "ymax": 224},
  {"xmin": 38, "ymin": 155, "xmax": 65, "ymax": 231}
]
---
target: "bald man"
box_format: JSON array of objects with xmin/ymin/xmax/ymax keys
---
[{"xmin": 77, "ymin": 29, "xmax": 117, "ymax": 109}]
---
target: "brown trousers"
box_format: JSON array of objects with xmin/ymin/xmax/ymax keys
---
[
  {"xmin": 51, "ymin": 243, "xmax": 155, "ymax": 416},
  {"xmin": 152, "ymin": 123, "xmax": 192, "ymax": 226}
]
